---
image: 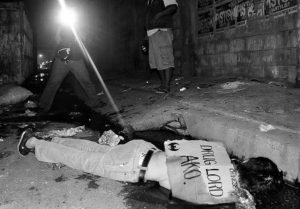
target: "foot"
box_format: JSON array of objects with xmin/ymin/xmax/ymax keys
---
[{"xmin": 18, "ymin": 129, "xmax": 35, "ymax": 156}]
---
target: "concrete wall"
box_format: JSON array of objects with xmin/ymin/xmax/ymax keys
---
[
  {"xmin": 0, "ymin": 1, "xmax": 33, "ymax": 85},
  {"xmin": 190, "ymin": 0, "xmax": 299, "ymax": 84}
]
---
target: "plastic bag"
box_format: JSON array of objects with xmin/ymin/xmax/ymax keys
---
[{"xmin": 0, "ymin": 84, "xmax": 33, "ymax": 106}]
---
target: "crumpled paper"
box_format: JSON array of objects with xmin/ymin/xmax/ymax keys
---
[
  {"xmin": 221, "ymin": 81, "xmax": 245, "ymax": 89},
  {"xmin": 259, "ymin": 124, "xmax": 275, "ymax": 132},
  {"xmin": 35, "ymin": 126, "xmax": 85, "ymax": 139},
  {"xmin": 98, "ymin": 130, "xmax": 124, "ymax": 146}
]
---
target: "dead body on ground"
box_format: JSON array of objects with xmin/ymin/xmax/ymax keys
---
[{"xmin": 18, "ymin": 128, "xmax": 284, "ymax": 208}]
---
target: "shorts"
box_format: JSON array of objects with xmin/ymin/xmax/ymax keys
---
[{"xmin": 148, "ymin": 29, "xmax": 175, "ymax": 70}]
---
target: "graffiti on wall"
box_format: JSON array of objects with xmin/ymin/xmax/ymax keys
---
[
  {"xmin": 198, "ymin": 9, "xmax": 214, "ymax": 35},
  {"xmin": 198, "ymin": 0, "xmax": 213, "ymax": 9},
  {"xmin": 266, "ymin": 0, "xmax": 297, "ymax": 15},
  {"xmin": 236, "ymin": 0, "xmax": 266, "ymax": 25},
  {"xmin": 215, "ymin": 1, "xmax": 236, "ymax": 30},
  {"xmin": 197, "ymin": 0, "xmax": 298, "ymax": 35}
]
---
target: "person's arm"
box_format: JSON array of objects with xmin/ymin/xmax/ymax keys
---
[{"xmin": 153, "ymin": 4, "xmax": 177, "ymax": 25}]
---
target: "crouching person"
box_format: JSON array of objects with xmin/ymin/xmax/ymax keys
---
[{"xmin": 18, "ymin": 129, "xmax": 283, "ymax": 206}]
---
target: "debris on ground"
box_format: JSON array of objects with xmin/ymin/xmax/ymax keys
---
[
  {"xmin": 221, "ymin": 81, "xmax": 246, "ymax": 90},
  {"xmin": 69, "ymin": 111, "xmax": 82, "ymax": 117},
  {"xmin": 35, "ymin": 126, "xmax": 85, "ymax": 139},
  {"xmin": 179, "ymin": 87, "xmax": 187, "ymax": 92},
  {"xmin": 174, "ymin": 77, "xmax": 184, "ymax": 82},
  {"xmin": 24, "ymin": 100, "xmax": 38, "ymax": 109},
  {"xmin": 24, "ymin": 109, "xmax": 37, "ymax": 117},
  {"xmin": 97, "ymin": 91, "xmax": 104, "ymax": 96},
  {"xmin": 259, "ymin": 124, "xmax": 276, "ymax": 132},
  {"xmin": 121, "ymin": 88, "xmax": 132, "ymax": 93},
  {"xmin": 98, "ymin": 130, "xmax": 124, "ymax": 146},
  {"xmin": 217, "ymin": 81, "xmax": 247, "ymax": 94},
  {"xmin": 268, "ymin": 81, "xmax": 286, "ymax": 88},
  {"xmin": 48, "ymin": 163, "xmax": 66, "ymax": 170},
  {"xmin": 0, "ymin": 84, "xmax": 33, "ymax": 106}
]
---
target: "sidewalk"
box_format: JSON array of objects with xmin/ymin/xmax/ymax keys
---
[{"xmin": 99, "ymin": 76, "xmax": 300, "ymax": 182}]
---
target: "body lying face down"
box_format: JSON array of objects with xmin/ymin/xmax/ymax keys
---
[{"xmin": 18, "ymin": 129, "xmax": 283, "ymax": 206}]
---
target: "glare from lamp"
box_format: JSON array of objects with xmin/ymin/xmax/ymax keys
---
[{"xmin": 58, "ymin": 8, "xmax": 77, "ymax": 27}]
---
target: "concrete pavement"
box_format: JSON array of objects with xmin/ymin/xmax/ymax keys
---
[{"xmin": 99, "ymin": 76, "xmax": 300, "ymax": 183}]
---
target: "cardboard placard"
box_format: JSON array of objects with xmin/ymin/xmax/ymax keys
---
[{"xmin": 164, "ymin": 140, "xmax": 237, "ymax": 205}]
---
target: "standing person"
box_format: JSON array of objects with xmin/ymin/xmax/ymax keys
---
[
  {"xmin": 39, "ymin": 26, "xmax": 99, "ymax": 112},
  {"xmin": 146, "ymin": 0, "xmax": 178, "ymax": 94}
]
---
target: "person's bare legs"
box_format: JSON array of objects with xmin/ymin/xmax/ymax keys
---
[
  {"xmin": 158, "ymin": 70, "xmax": 165, "ymax": 89},
  {"xmin": 164, "ymin": 67, "xmax": 174, "ymax": 92}
]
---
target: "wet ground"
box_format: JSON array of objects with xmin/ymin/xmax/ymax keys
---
[{"xmin": 0, "ymin": 74, "xmax": 299, "ymax": 208}]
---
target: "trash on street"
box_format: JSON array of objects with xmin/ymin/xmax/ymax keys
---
[
  {"xmin": 121, "ymin": 88, "xmax": 132, "ymax": 93},
  {"xmin": 0, "ymin": 84, "xmax": 33, "ymax": 106},
  {"xmin": 221, "ymin": 81, "xmax": 245, "ymax": 90},
  {"xmin": 175, "ymin": 77, "xmax": 184, "ymax": 81},
  {"xmin": 98, "ymin": 130, "xmax": 124, "ymax": 146},
  {"xmin": 35, "ymin": 126, "xmax": 85, "ymax": 139},
  {"xmin": 259, "ymin": 124, "xmax": 275, "ymax": 132},
  {"xmin": 179, "ymin": 87, "xmax": 187, "ymax": 92},
  {"xmin": 24, "ymin": 100, "xmax": 38, "ymax": 109},
  {"xmin": 97, "ymin": 91, "xmax": 104, "ymax": 96},
  {"xmin": 25, "ymin": 109, "xmax": 37, "ymax": 117}
]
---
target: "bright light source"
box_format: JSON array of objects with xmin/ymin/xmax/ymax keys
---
[
  {"xmin": 58, "ymin": 7, "xmax": 77, "ymax": 27},
  {"xmin": 38, "ymin": 54, "xmax": 43, "ymax": 58}
]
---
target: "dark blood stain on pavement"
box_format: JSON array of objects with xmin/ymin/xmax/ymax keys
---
[
  {"xmin": 87, "ymin": 180, "xmax": 99, "ymax": 189},
  {"xmin": 29, "ymin": 186, "xmax": 39, "ymax": 192},
  {"xmin": 55, "ymin": 174, "xmax": 68, "ymax": 182},
  {"xmin": 75, "ymin": 173, "xmax": 101, "ymax": 181},
  {"xmin": 75, "ymin": 173, "xmax": 101, "ymax": 189}
]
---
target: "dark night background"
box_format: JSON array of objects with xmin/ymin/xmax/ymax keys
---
[{"xmin": 23, "ymin": 0, "xmax": 149, "ymax": 78}]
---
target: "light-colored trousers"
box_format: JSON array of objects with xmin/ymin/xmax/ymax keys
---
[{"xmin": 34, "ymin": 138, "xmax": 157, "ymax": 182}]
